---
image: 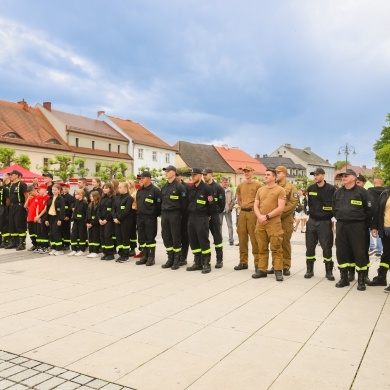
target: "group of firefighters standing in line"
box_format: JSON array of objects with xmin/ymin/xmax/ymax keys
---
[{"xmin": 0, "ymin": 163, "xmax": 389, "ymax": 292}]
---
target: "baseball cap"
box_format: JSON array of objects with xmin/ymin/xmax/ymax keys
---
[
  {"xmin": 163, "ymin": 165, "xmax": 177, "ymax": 172},
  {"xmin": 275, "ymin": 166, "xmax": 288, "ymax": 175},
  {"xmin": 8, "ymin": 169, "xmax": 22, "ymax": 177},
  {"xmin": 337, "ymin": 169, "xmax": 357, "ymax": 177},
  {"xmin": 202, "ymin": 168, "xmax": 213, "ymax": 174},
  {"xmin": 140, "ymin": 170, "xmax": 151, "ymax": 178},
  {"xmin": 176, "ymin": 169, "xmax": 183, "ymax": 176},
  {"xmin": 42, "ymin": 172, "xmax": 53, "ymax": 179},
  {"xmin": 38, "ymin": 184, "xmax": 48, "ymax": 189},
  {"xmin": 239, "ymin": 165, "xmax": 254, "ymax": 172},
  {"xmin": 190, "ymin": 168, "xmax": 202, "ymax": 175},
  {"xmin": 356, "ymin": 174, "xmax": 366, "ymax": 182},
  {"xmin": 310, "ymin": 167, "xmax": 325, "ymax": 175}
]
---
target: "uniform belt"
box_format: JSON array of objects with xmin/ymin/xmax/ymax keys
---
[
  {"xmin": 10, "ymin": 203, "xmax": 23, "ymax": 205},
  {"xmin": 241, "ymin": 208, "xmax": 253, "ymax": 212}
]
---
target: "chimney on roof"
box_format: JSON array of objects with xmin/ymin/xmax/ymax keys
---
[
  {"xmin": 263, "ymin": 154, "xmax": 268, "ymax": 158},
  {"xmin": 97, "ymin": 110, "xmax": 105, "ymax": 117},
  {"xmin": 304, "ymin": 147, "xmax": 311, "ymax": 151},
  {"xmin": 222, "ymin": 144, "xmax": 229, "ymax": 150},
  {"xmin": 285, "ymin": 143, "xmax": 291, "ymax": 148},
  {"xmin": 43, "ymin": 102, "xmax": 52, "ymax": 111},
  {"xmin": 255, "ymin": 154, "xmax": 260, "ymax": 159},
  {"xmin": 362, "ymin": 165, "xmax": 366, "ymax": 170},
  {"xmin": 17, "ymin": 99, "xmax": 29, "ymax": 111}
]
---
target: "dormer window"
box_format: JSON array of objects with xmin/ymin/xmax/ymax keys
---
[
  {"xmin": 45, "ymin": 138, "xmax": 61, "ymax": 145},
  {"xmin": 3, "ymin": 132, "xmax": 22, "ymax": 139}
]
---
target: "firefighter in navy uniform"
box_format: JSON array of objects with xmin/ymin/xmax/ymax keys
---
[
  {"xmin": 176, "ymin": 170, "xmax": 191, "ymax": 266},
  {"xmin": 4, "ymin": 170, "xmax": 28, "ymax": 250},
  {"xmin": 305, "ymin": 167, "xmax": 337, "ymax": 280},
  {"xmin": 0, "ymin": 178, "xmax": 6, "ymax": 248},
  {"xmin": 61, "ymin": 183, "xmax": 74, "ymax": 251},
  {"xmin": 202, "ymin": 168, "xmax": 226, "ymax": 268},
  {"xmin": 0, "ymin": 174, "xmax": 11, "ymax": 248},
  {"xmin": 160, "ymin": 165, "xmax": 187, "ymax": 270},
  {"xmin": 333, "ymin": 169, "xmax": 373, "ymax": 291},
  {"xmin": 135, "ymin": 171, "xmax": 162, "ymax": 266},
  {"xmin": 186, "ymin": 168, "xmax": 215, "ymax": 274}
]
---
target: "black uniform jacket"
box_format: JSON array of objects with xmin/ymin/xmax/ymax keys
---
[
  {"xmin": 161, "ymin": 180, "xmax": 187, "ymax": 212},
  {"xmin": 112, "ymin": 193, "xmax": 133, "ymax": 222},
  {"xmin": 332, "ymin": 184, "xmax": 373, "ymax": 224},
  {"xmin": 208, "ymin": 180, "xmax": 226, "ymax": 214},
  {"xmin": 62, "ymin": 193, "xmax": 75, "ymax": 219},
  {"xmin": 97, "ymin": 196, "xmax": 114, "ymax": 222},
  {"xmin": 307, "ymin": 182, "xmax": 336, "ymax": 220},
  {"xmin": 43, "ymin": 196, "xmax": 66, "ymax": 222},
  {"xmin": 71, "ymin": 199, "xmax": 88, "ymax": 222},
  {"xmin": 187, "ymin": 181, "xmax": 214, "ymax": 216},
  {"xmin": 136, "ymin": 184, "xmax": 162, "ymax": 217},
  {"xmin": 86, "ymin": 203, "xmax": 99, "ymax": 225},
  {"xmin": 371, "ymin": 189, "xmax": 390, "ymax": 238}
]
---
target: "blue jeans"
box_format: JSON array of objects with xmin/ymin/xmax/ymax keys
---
[
  {"xmin": 219, "ymin": 211, "xmax": 234, "ymax": 244},
  {"xmin": 369, "ymin": 228, "xmax": 383, "ymax": 254}
]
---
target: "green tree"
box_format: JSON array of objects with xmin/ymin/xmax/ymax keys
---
[
  {"xmin": 374, "ymin": 114, "xmax": 390, "ymax": 182},
  {"xmin": 333, "ymin": 160, "xmax": 349, "ymax": 170},
  {"xmin": 0, "ymin": 147, "xmax": 31, "ymax": 169},
  {"xmin": 95, "ymin": 161, "xmax": 129, "ymax": 182},
  {"xmin": 36, "ymin": 154, "xmax": 85, "ymax": 181},
  {"xmin": 294, "ymin": 175, "xmax": 310, "ymax": 190},
  {"xmin": 139, "ymin": 166, "xmax": 166, "ymax": 188}
]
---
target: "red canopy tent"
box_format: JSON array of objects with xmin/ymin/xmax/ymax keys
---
[{"xmin": 0, "ymin": 164, "xmax": 45, "ymax": 183}]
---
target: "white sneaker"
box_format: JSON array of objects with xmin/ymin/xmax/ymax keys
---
[
  {"xmin": 75, "ymin": 250, "xmax": 85, "ymax": 256},
  {"xmin": 87, "ymin": 253, "xmax": 94, "ymax": 258},
  {"xmin": 90, "ymin": 253, "xmax": 99, "ymax": 258},
  {"xmin": 68, "ymin": 251, "xmax": 77, "ymax": 257},
  {"xmin": 54, "ymin": 250, "xmax": 64, "ymax": 256},
  {"xmin": 48, "ymin": 249, "xmax": 56, "ymax": 255}
]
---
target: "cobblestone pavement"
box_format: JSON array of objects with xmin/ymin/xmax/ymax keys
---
[{"xmin": 0, "ymin": 350, "xmax": 135, "ymax": 390}]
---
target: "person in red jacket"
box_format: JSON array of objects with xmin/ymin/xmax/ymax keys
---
[{"xmin": 24, "ymin": 185, "xmax": 39, "ymax": 251}]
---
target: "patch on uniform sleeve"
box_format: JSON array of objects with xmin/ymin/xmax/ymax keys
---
[
  {"xmin": 182, "ymin": 192, "xmax": 187, "ymax": 197},
  {"xmin": 367, "ymin": 201, "xmax": 372, "ymax": 207},
  {"xmin": 156, "ymin": 198, "xmax": 161, "ymax": 203},
  {"xmin": 207, "ymin": 196, "xmax": 213, "ymax": 202},
  {"xmin": 219, "ymin": 194, "xmax": 223, "ymax": 199},
  {"xmin": 293, "ymin": 193, "xmax": 298, "ymax": 198}
]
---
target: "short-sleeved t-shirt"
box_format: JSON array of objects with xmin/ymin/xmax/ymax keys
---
[
  {"xmin": 255, "ymin": 185, "xmax": 286, "ymax": 219},
  {"xmin": 236, "ymin": 180, "xmax": 262, "ymax": 208}
]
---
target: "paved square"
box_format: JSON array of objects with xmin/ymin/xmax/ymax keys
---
[{"xmin": 0, "ymin": 227, "xmax": 389, "ymax": 389}]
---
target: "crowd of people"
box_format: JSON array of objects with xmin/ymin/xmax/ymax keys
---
[{"xmin": 0, "ymin": 164, "xmax": 388, "ymax": 292}]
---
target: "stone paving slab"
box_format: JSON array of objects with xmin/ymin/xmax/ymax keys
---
[{"xmin": 0, "ymin": 226, "xmax": 389, "ymax": 389}]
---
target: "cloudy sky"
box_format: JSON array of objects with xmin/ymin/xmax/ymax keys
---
[{"xmin": 1, "ymin": 0, "xmax": 389, "ymax": 167}]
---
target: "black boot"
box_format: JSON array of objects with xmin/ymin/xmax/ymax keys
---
[
  {"xmin": 161, "ymin": 251, "xmax": 174, "ymax": 268},
  {"xmin": 366, "ymin": 267, "xmax": 388, "ymax": 286},
  {"xmin": 180, "ymin": 247, "xmax": 188, "ymax": 266},
  {"xmin": 275, "ymin": 270, "xmax": 283, "ymax": 282},
  {"xmin": 16, "ymin": 237, "xmax": 26, "ymax": 251},
  {"xmin": 335, "ymin": 268, "xmax": 350, "ymax": 288},
  {"xmin": 357, "ymin": 271, "xmax": 366, "ymax": 291},
  {"xmin": 304, "ymin": 261, "xmax": 314, "ymax": 279},
  {"xmin": 364, "ymin": 270, "xmax": 371, "ymax": 284},
  {"xmin": 171, "ymin": 251, "xmax": 182, "ymax": 270},
  {"xmin": 136, "ymin": 248, "xmax": 148, "ymax": 265},
  {"xmin": 215, "ymin": 249, "xmax": 223, "ymax": 269},
  {"xmin": 348, "ymin": 266, "xmax": 355, "ymax": 282},
  {"xmin": 146, "ymin": 247, "xmax": 155, "ymax": 266},
  {"xmin": 325, "ymin": 261, "xmax": 335, "ymax": 281},
  {"xmin": 201, "ymin": 254, "xmax": 211, "ymax": 274},
  {"xmin": 186, "ymin": 253, "xmax": 203, "ymax": 271},
  {"xmin": 267, "ymin": 266, "xmax": 275, "ymax": 274},
  {"xmin": 4, "ymin": 237, "xmax": 16, "ymax": 249}
]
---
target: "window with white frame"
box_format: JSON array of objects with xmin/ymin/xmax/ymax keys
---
[
  {"xmin": 138, "ymin": 149, "xmax": 144, "ymax": 159},
  {"xmin": 152, "ymin": 151, "xmax": 157, "ymax": 161},
  {"xmin": 165, "ymin": 153, "xmax": 170, "ymax": 163}
]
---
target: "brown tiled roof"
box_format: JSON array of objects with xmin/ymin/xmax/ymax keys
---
[
  {"xmin": 175, "ymin": 141, "xmax": 235, "ymax": 173},
  {"xmin": 52, "ymin": 110, "xmax": 128, "ymax": 141},
  {"xmin": 69, "ymin": 146, "xmax": 133, "ymax": 161},
  {"xmin": 214, "ymin": 146, "xmax": 267, "ymax": 174},
  {"xmin": 109, "ymin": 116, "xmax": 175, "ymax": 150},
  {"xmin": 0, "ymin": 100, "xmax": 71, "ymax": 151}
]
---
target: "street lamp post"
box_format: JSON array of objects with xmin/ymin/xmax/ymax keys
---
[{"xmin": 338, "ymin": 143, "xmax": 356, "ymax": 170}]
